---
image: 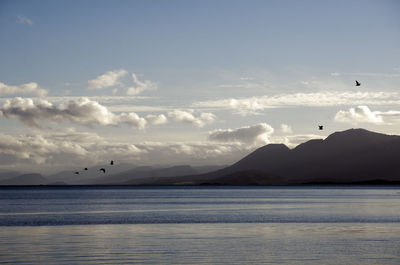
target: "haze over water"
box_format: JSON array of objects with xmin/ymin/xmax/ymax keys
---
[{"xmin": 1, "ymin": 186, "xmax": 400, "ymax": 264}]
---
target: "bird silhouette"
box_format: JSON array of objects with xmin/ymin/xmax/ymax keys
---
[
  {"xmin": 84, "ymin": 168, "xmax": 88, "ymax": 171},
  {"xmin": 75, "ymin": 171, "xmax": 79, "ymax": 175},
  {"xmin": 100, "ymin": 168, "xmax": 106, "ymax": 173},
  {"xmin": 318, "ymin": 125, "xmax": 323, "ymax": 130},
  {"xmin": 355, "ymin": 80, "xmax": 361, "ymax": 86},
  {"xmin": 110, "ymin": 160, "xmax": 114, "ymax": 165}
]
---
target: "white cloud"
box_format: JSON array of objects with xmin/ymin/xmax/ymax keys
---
[
  {"xmin": 0, "ymin": 97, "xmax": 148, "ymax": 128},
  {"xmin": 168, "ymin": 109, "xmax": 216, "ymax": 127},
  {"xmin": 334, "ymin": 106, "xmax": 384, "ymax": 124},
  {"xmin": 0, "ymin": 131, "xmax": 250, "ymax": 173},
  {"xmin": 375, "ymin": 110, "xmax": 400, "ymax": 117},
  {"xmin": 209, "ymin": 123, "xmax": 274, "ymax": 146},
  {"xmin": 0, "ymin": 131, "xmax": 145, "ymax": 170},
  {"xmin": 17, "ymin": 15, "xmax": 33, "ymax": 25},
  {"xmin": 271, "ymin": 134, "xmax": 324, "ymax": 149},
  {"xmin": 331, "ymin": 72, "xmax": 400, "ymax": 78},
  {"xmin": 193, "ymin": 91, "xmax": 400, "ymax": 114},
  {"xmin": 87, "ymin": 69, "xmax": 128, "ymax": 90},
  {"xmin": 146, "ymin": 114, "xmax": 168, "ymax": 125},
  {"xmin": 0, "ymin": 129, "xmax": 330, "ymax": 173},
  {"xmin": 126, "ymin": 73, "xmax": 157, "ymax": 95},
  {"xmin": 87, "ymin": 70, "xmax": 157, "ymax": 96},
  {"xmin": 280, "ymin": 124, "xmax": 293, "ymax": 134},
  {"xmin": 229, "ymin": 98, "xmax": 266, "ymax": 116},
  {"xmin": 0, "ymin": 82, "xmax": 47, "ymax": 97}
]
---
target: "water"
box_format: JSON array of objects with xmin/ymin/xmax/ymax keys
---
[{"xmin": 0, "ymin": 186, "xmax": 400, "ymax": 264}]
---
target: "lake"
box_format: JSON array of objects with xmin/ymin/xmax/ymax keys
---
[{"xmin": 0, "ymin": 186, "xmax": 400, "ymax": 264}]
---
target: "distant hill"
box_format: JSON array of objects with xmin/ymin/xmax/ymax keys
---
[
  {"xmin": 85, "ymin": 165, "xmax": 213, "ymax": 185},
  {"xmin": 0, "ymin": 170, "xmax": 25, "ymax": 181},
  {"xmin": 0, "ymin": 173, "xmax": 49, "ymax": 185},
  {"xmin": 47, "ymin": 163, "xmax": 136, "ymax": 184},
  {"xmin": 150, "ymin": 129, "xmax": 400, "ymax": 185}
]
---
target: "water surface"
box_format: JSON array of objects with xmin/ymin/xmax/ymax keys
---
[{"xmin": 0, "ymin": 186, "xmax": 399, "ymax": 264}]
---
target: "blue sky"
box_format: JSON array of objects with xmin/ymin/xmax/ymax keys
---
[{"xmin": 0, "ymin": 0, "xmax": 399, "ymax": 173}]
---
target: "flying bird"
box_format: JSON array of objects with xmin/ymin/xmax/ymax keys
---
[
  {"xmin": 355, "ymin": 80, "xmax": 361, "ymax": 86},
  {"xmin": 84, "ymin": 168, "xmax": 88, "ymax": 171},
  {"xmin": 318, "ymin": 125, "xmax": 323, "ymax": 130},
  {"xmin": 75, "ymin": 171, "xmax": 79, "ymax": 175},
  {"xmin": 100, "ymin": 168, "xmax": 106, "ymax": 173},
  {"xmin": 110, "ymin": 160, "xmax": 114, "ymax": 165}
]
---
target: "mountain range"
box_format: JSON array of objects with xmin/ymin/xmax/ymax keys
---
[
  {"xmin": 146, "ymin": 128, "xmax": 400, "ymax": 185},
  {"xmin": 1, "ymin": 129, "xmax": 399, "ymax": 185}
]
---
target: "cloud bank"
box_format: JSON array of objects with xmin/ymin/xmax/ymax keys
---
[
  {"xmin": 209, "ymin": 123, "xmax": 274, "ymax": 145},
  {"xmin": 168, "ymin": 110, "xmax": 216, "ymax": 127},
  {"xmin": 0, "ymin": 82, "xmax": 47, "ymax": 97},
  {"xmin": 334, "ymin": 106, "xmax": 400, "ymax": 124},
  {"xmin": 0, "ymin": 97, "xmax": 147, "ymax": 128},
  {"xmin": 193, "ymin": 91, "xmax": 400, "ymax": 115}
]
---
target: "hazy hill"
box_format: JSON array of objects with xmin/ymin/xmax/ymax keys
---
[
  {"xmin": 0, "ymin": 170, "xmax": 25, "ymax": 181},
  {"xmin": 83, "ymin": 165, "xmax": 226, "ymax": 185},
  {"xmin": 151, "ymin": 129, "xmax": 400, "ymax": 185},
  {"xmin": 47, "ymin": 163, "xmax": 136, "ymax": 184},
  {"xmin": 0, "ymin": 173, "xmax": 49, "ymax": 185}
]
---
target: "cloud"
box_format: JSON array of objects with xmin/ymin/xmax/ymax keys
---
[
  {"xmin": 0, "ymin": 131, "xmax": 251, "ymax": 173},
  {"xmin": 271, "ymin": 134, "xmax": 324, "ymax": 149},
  {"xmin": 0, "ymin": 131, "xmax": 145, "ymax": 170},
  {"xmin": 126, "ymin": 73, "xmax": 157, "ymax": 95},
  {"xmin": 193, "ymin": 91, "xmax": 400, "ymax": 114},
  {"xmin": 228, "ymin": 98, "xmax": 265, "ymax": 116},
  {"xmin": 330, "ymin": 72, "xmax": 400, "ymax": 78},
  {"xmin": 334, "ymin": 106, "xmax": 384, "ymax": 124},
  {"xmin": 17, "ymin": 15, "xmax": 33, "ymax": 25},
  {"xmin": 375, "ymin": 110, "xmax": 400, "ymax": 117},
  {"xmin": 280, "ymin": 124, "xmax": 293, "ymax": 134},
  {"xmin": 146, "ymin": 114, "xmax": 168, "ymax": 125},
  {"xmin": 168, "ymin": 110, "xmax": 216, "ymax": 127},
  {"xmin": 0, "ymin": 129, "xmax": 330, "ymax": 173},
  {"xmin": 87, "ymin": 69, "xmax": 128, "ymax": 90},
  {"xmin": 0, "ymin": 82, "xmax": 47, "ymax": 97},
  {"xmin": 87, "ymin": 70, "xmax": 157, "ymax": 96},
  {"xmin": 209, "ymin": 123, "xmax": 274, "ymax": 146},
  {"xmin": 0, "ymin": 97, "xmax": 148, "ymax": 128}
]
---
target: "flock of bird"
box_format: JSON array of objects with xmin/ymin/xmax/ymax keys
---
[
  {"xmin": 318, "ymin": 80, "xmax": 361, "ymax": 131},
  {"xmin": 73, "ymin": 81, "xmax": 362, "ymax": 175},
  {"xmin": 75, "ymin": 160, "xmax": 114, "ymax": 175}
]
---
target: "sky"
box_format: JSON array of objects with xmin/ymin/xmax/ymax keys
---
[{"xmin": 0, "ymin": 0, "xmax": 399, "ymax": 173}]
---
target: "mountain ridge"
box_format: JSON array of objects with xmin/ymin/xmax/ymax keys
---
[{"xmin": 149, "ymin": 128, "xmax": 400, "ymax": 185}]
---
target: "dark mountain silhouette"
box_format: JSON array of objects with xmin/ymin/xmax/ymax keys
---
[
  {"xmin": 150, "ymin": 129, "xmax": 400, "ymax": 185},
  {"xmin": 0, "ymin": 173, "xmax": 49, "ymax": 185}
]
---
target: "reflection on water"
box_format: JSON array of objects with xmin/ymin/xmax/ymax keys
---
[
  {"xmin": 0, "ymin": 187, "xmax": 400, "ymax": 264},
  {"xmin": 1, "ymin": 223, "xmax": 400, "ymax": 265}
]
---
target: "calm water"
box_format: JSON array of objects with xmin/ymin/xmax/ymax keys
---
[{"xmin": 0, "ymin": 186, "xmax": 400, "ymax": 264}]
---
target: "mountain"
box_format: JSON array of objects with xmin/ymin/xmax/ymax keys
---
[
  {"xmin": 47, "ymin": 163, "xmax": 136, "ymax": 184},
  {"xmin": 0, "ymin": 170, "xmax": 25, "ymax": 181},
  {"xmin": 150, "ymin": 129, "xmax": 400, "ymax": 185},
  {"xmin": 0, "ymin": 173, "xmax": 49, "ymax": 185},
  {"xmin": 87, "ymin": 165, "xmax": 199, "ymax": 185}
]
